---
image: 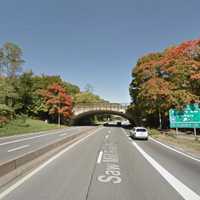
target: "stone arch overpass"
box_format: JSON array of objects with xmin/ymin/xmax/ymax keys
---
[{"xmin": 71, "ymin": 103, "xmax": 134, "ymax": 124}]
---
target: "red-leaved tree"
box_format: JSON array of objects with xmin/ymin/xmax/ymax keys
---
[
  {"xmin": 129, "ymin": 38, "xmax": 200, "ymax": 128},
  {"xmin": 41, "ymin": 83, "xmax": 73, "ymax": 126}
]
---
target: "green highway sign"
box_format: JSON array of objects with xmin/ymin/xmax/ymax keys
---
[{"xmin": 169, "ymin": 104, "xmax": 200, "ymax": 128}]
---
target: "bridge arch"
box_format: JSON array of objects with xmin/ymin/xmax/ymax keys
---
[{"xmin": 71, "ymin": 103, "xmax": 134, "ymax": 125}]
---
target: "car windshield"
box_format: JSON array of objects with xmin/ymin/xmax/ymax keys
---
[{"xmin": 136, "ymin": 129, "xmax": 146, "ymax": 132}]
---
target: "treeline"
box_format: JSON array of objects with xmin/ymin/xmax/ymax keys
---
[
  {"xmin": 129, "ymin": 39, "xmax": 200, "ymax": 128},
  {"xmin": 0, "ymin": 42, "xmax": 104, "ymax": 125}
]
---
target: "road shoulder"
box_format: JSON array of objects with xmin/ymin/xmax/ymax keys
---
[{"xmin": 150, "ymin": 132, "xmax": 200, "ymax": 160}]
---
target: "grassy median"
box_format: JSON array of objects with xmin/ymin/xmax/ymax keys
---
[
  {"xmin": 0, "ymin": 118, "xmax": 65, "ymax": 137},
  {"xmin": 149, "ymin": 129, "xmax": 200, "ymax": 156}
]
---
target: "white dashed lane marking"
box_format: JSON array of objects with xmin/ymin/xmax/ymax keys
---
[
  {"xmin": 97, "ymin": 151, "xmax": 103, "ymax": 164},
  {"xmin": 8, "ymin": 145, "xmax": 30, "ymax": 153},
  {"xmin": 105, "ymin": 135, "xmax": 109, "ymax": 139}
]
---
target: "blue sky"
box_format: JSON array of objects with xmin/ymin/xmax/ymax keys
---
[{"xmin": 0, "ymin": 0, "xmax": 200, "ymax": 102}]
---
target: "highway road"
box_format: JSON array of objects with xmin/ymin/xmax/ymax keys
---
[
  {"xmin": 0, "ymin": 126, "xmax": 92, "ymax": 164},
  {"xmin": 0, "ymin": 127, "xmax": 200, "ymax": 200}
]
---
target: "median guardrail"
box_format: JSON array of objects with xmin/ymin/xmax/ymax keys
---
[{"xmin": 0, "ymin": 126, "xmax": 98, "ymax": 188}]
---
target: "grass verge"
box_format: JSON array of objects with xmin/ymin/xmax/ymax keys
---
[
  {"xmin": 0, "ymin": 118, "xmax": 66, "ymax": 137},
  {"xmin": 149, "ymin": 129, "xmax": 200, "ymax": 156}
]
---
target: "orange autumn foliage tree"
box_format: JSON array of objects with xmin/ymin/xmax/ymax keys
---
[
  {"xmin": 41, "ymin": 83, "xmax": 73, "ymax": 124},
  {"xmin": 129, "ymin": 38, "xmax": 200, "ymax": 128}
]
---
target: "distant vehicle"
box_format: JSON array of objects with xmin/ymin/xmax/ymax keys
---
[
  {"xmin": 103, "ymin": 122, "xmax": 109, "ymax": 126},
  {"xmin": 121, "ymin": 120, "xmax": 130, "ymax": 125},
  {"xmin": 117, "ymin": 121, "xmax": 121, "ymax": 126},
  {"xmin": 130, "ymin": 127, "xmax": 148, "ymax": 140}
]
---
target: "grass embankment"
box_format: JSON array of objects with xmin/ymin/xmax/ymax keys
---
[
  {"xmin": 0, "ymin": 118, "xmax": 65, "ymax": 137},
  {"xmin": 149, "ymin": 129, "xmax": 200, "ymax": 156}
]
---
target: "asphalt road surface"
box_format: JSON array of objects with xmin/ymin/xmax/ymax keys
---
[
  {"xmin": 0, "ymin": 126, "xmax": 92, "ymax": 164},
  {"xmin": 0, "ymin": 127, "xmax": 200, "ymax": 200}
]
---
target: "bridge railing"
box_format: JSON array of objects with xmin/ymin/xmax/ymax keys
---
[
  {"xmin": 74, "ymin": 103, "xmax": 128, "ymax": 108},
  {"xmin": 73, "ymin": 103, "xmax": 129, "ymax": 114}
]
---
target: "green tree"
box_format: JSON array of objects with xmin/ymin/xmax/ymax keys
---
[
  {"xmin": 0, "ymin": 42, "xmax": 24, "ymax": 120},
  {"xmin": 32, "ymin": 75, "xmax": 62, "ymax": 90},
  {"xmin": 16, "ymin": 71, "xmax": 34, "ymax": 114},
  {"xmin": 63, "ymin": 82, "xmax": 80, "ymax": 96},
  {"xmin": 84, "ymin": 84, "xmax": 94, "ymax": 93},
  {"xmin": 0, "ymin": 42, "xmax": 24, "ymax": 78},
  {"xmin": 74, "ymin": 92, "xmax": 103, "ymax": 104},
  {"xmin": 0, "ymin": 77, "xmax": 19, "ymax": 109}
]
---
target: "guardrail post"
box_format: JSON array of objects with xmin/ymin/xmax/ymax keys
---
[{"xmin": 194, "ymin": 128, "xmax": 198, "ymax": 141}]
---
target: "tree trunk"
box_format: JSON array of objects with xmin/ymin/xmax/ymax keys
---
[
  {"xmin": 58, "ymin": 113, "xmax": 61, "ymax": 127},
  {"xmin": 159, "ymin": 110, "xmax": 162, "ymax": 129}
]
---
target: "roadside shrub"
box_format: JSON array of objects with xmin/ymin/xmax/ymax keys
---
[
  {"xmin": 12, "ymin": 114, "xmax": 29, "ymax": 127},
  {"xmin": 0, "ymin": 104, "xmax": 14, "ymax": 119},
  {"xmin": 0, "ymin": 116, "xmax": 9, "ymax": 127},
  {"xmin": 149, "ymin": 128, "xmax": 160, "ymax": 136}
]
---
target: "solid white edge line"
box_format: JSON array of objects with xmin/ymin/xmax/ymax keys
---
[
  {"xmin": 97, "ymin": 151, "xmax": 103, "ymax": 164},
  {"xmin": 0, "ymin": 127, "xmax": 102, "ymax": 199},
  {"xmin": 132, "ymin": 141, "xmax": 200, "ymax": 200},
  {"xmin": 121, "ymin": 128, "xmax": 200, "ymax": 199},
  {"xmin": 7, "ymin": 145, "xmax": 30, "ymax": 153},
  {"xmin": 150, "ymin": 137, "xmax": 200, "ymax": 163}
]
